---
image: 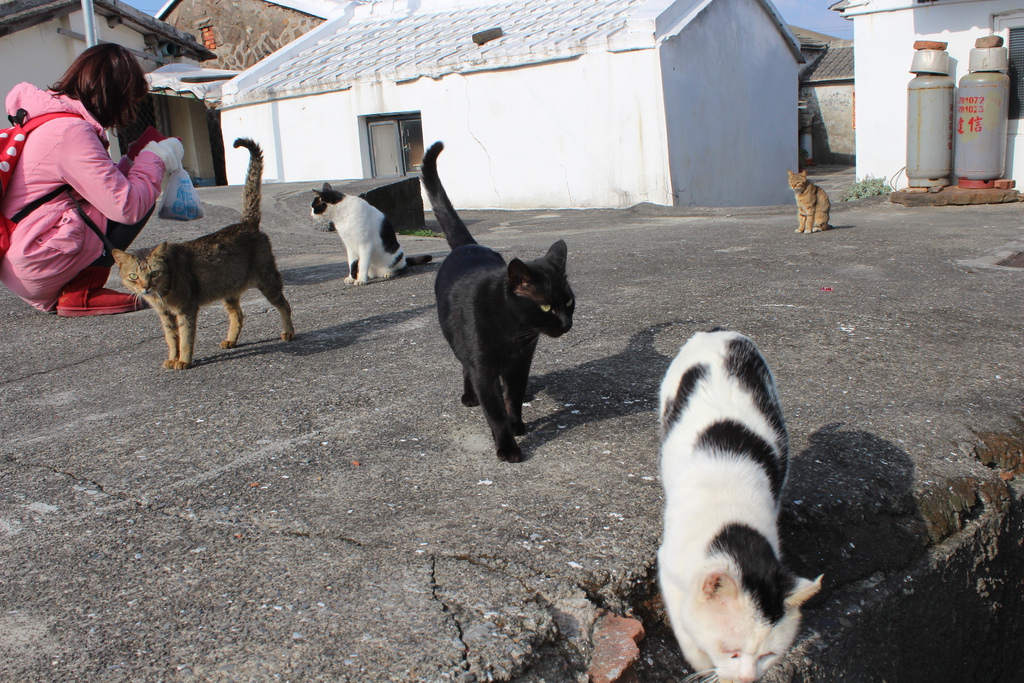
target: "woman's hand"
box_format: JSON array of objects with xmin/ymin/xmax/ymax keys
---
[{"xmin": 142, "ymin": 138, "xmax": 185, "ymax": 174}]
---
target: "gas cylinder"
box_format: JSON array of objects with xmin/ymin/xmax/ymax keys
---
[
  {"xmin": 954, "ymin": 37, "xmax": 1011, "ymax": 187},
  {"xmin": 906, "ymin": 46, "xmax": 954, "ymax": 188}
]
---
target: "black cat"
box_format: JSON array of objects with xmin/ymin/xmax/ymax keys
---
[{"xmin": 422, "ymin": 142, "xmax": 575, "ymax": 463}]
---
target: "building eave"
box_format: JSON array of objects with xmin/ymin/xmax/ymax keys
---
[{"xmin": 0, "ymin": 0, "xmax": 215, "ymax": 61}]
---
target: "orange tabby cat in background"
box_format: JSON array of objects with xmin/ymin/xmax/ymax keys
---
[{"xmin": 787, "ymin": 170, "xmax": 831, "ymax": 233}]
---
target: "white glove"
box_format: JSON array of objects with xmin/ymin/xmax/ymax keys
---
[{"xmin": 142, "ymin": 138, "xmax": 184, "ymax": 174}]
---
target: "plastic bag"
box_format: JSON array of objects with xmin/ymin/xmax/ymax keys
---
[{"xmin": 158, "ymin": 168, "xmax": 204, "ymax": 221}]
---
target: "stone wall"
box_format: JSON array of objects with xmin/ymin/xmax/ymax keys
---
[
  {"xmin": 164, "ymin": 0, "xmax": 323, "ymax": 71},
  {"xmin": 801, "ymin": 82, "xmax": 856, "ymax": 166}
]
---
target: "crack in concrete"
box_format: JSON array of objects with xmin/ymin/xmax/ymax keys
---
[
  {"xmin": 281, "ymin": 528, "xmax": 366, "ymax": 548},
  {"xmin": 4, "ymin": 455, "xmax": 132, "ymax": 509},
  {"xmin": 0, "ymin": 338, "xmax": 157, "ymax": 386},
  {"xmin": 429, "ymin": 554, "xmax": 470, "ymax": 672}
]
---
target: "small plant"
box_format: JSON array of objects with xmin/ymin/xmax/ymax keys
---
[
  {"xmin": 399, "ymin": 228, "xmax": 437, "ymax": 237},
  {"xmin": 840, "ymin": 175, "xmax": 892, "ymax": 201}
]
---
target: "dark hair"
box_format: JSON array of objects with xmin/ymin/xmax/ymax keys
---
[{"xmin": 51, "ymin": 44, "xmax": 149, "ymax": 129}]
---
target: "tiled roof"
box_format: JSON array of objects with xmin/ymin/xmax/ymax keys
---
[
  {"xmin": 233, "ymin": 0, "xmax": 656, "ymax": 100},
  {"xmin": 802, "ymin": 41, "xmax": 853, "ymax": 83},
  {"xmin": 0, "ymin": 0, "xmax": 214, "ymax": 61}
]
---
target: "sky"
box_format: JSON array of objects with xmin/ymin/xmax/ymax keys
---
[{"xmin": 121, "ymin": 0, "xmax": 854, "ymax": 40}]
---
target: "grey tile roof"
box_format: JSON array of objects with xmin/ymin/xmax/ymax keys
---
[
  {"xmin": 802, "ymin": 42, "xmax": 853, "ymax": 83},
  {"xmin": 236, "ymin": 0, "xmax": 656, "ymax": 99}
]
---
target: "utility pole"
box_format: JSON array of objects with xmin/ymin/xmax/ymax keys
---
[{"xmin": 80, "ymin": 0, "xmax": 97, "ymax": 47}]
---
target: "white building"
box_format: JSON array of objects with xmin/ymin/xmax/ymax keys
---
[
  {"xmin": 830, "ymin": 0, "xmax": 1024, "ymax": 186},
  {"xmin": 219, "ymin": 0, "xmax": 804, "ymax": 209},
  {"xmin": 0, "ymin": 0, "xmax": 216, "ymax": 180}
]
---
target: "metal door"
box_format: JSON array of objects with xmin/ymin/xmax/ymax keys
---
[{"xmin": 369, "ymin": 121, "xmax": 402, "ymax": 177}]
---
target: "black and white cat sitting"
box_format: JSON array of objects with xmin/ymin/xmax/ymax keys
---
[
  {"xmin": 310, "ymin": 183, "xmax": 431, "ymax": 285},
  {"xmin": 658, "ymin": 328, "xmax": 822, "ymax": 683}
]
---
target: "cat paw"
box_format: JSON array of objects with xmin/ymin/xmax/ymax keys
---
[
  {"xmin": 164, "ymin": 360, "xmax": 192, "ymax": 370},
  {"xmin": 381, "ymin": 271, "xmax": 395, "ymax": 279},
  {"xmin": 354, "ymin": 279, "xmax": 368, "ymax": 286},
  {"xmin": 497, "ymin": 444, "xmax": 522, "ymax": 463},
  {"xmin": 343, "ymin": 276, "xmax": 355, "ymax": 284},
  {"xmin": 281, "ymin": 332, "xmax": 295, "ymax": 342},
  {"xmin": 221, "ymin": 340, "xmax": 237, "ymax": 349},
  {"xmin": 461, "ymin": 394, "xmax": 480, "ymax": 407}
]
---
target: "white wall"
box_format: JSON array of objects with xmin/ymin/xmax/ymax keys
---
[
  {"xmin": 0, "ymin": 11, "xmax": 159, "ymax": 102},
  {"xmin": 0, "ymin": 17, "xmax": 82, "ymax": 108},
  {"xmin": 848, "ymin": 1, "xmax": 1024, "ymax": 186},
  {"xmin": 658, "ymin": 0, "xmax": 800, "ymax": 206},
  {"xmin": 0, "ymin": 11, "xmax": 194, "ymax": 161},
  {"xmin": 221, "ymin": 49, "xmax": 674, "ymax": 209}
]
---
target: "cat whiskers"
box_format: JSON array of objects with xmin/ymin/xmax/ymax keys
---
[
  {"xmin": 139, "ymin": 289, "xmax": 166, "ymax": 309},
  {"xmin": 682, "ymin": 670, "xmax": 719, "ymax": 683},
  {"xmin": 508, "ymin": 327, "xmax": 541, "ymax": 344}
]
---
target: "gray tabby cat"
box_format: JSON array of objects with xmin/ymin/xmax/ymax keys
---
[{"xmin": 113, "ymin": 138, "xmax": 294, "ymax": 369}]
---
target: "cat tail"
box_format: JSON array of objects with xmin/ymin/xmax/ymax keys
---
[
  {"xmin": 421, "ymin": 142, "xmax": 476, "ymax": 249},
  {"xmin": 405, "ymin": 254, "xmax": 433, "ymax": 266},
  {"xmin": 232, "ymin": 138, "xmax": 264, "ymax": 226}
]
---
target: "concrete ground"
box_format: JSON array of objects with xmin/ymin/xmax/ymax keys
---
[{"xmin": 1, "ymin": 171, "xmax": 1022, "ymax": 683}]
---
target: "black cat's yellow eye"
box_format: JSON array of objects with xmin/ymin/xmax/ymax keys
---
[
  {"xmin": 567, "ymin": 298, "xmax": 574, "ymax": 307},
  {"xmin": 540, "ymin": 304, "xmax": 552, "ymax": 312},
  {"xmin": 128, "ymin": 273, "xmax": 139, "ymax": 280}
]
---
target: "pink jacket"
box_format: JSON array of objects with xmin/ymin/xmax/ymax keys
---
[{"xmin": 0, "ymin": 82, "xmax": 165, "ymax": 311}]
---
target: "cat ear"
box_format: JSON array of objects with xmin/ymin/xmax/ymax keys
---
[
  {"xmin": 111, "ymin": 249, "xmax": 129, "ymax": 266},
  {"xmin": 785, "ymin": 574, "xmax": 823, "ymax": 609},
  {"xmin": 322, "ymin": 182, "xmax": 333, "ymax": 193},
  {"xmin": 799, "ymin": 170, "xmax": 808, "ymax": 178},
  {"xmin": 545, "ymin": 239, "xmax": 567, "ymax": 269},
  {"xmin": 150, "ymin": 242, "xmax": 169, "ymax": 259},
  {"xmin": 507, "ymin": 258, "xmax": 538, "ymax": 298},
  {"xmin": 701, "ymin": 571, "xmax": 740, "ymax": 602}
]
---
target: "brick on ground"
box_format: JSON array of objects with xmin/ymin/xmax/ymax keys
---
[{"xmin": 587, "ymin": 612, "xmax": 646, "ymax": 683}]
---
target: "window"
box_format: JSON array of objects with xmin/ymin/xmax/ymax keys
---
[
  {"xmin": 1010, "ymin": 27, "xmax": 1023, "ymax": 120},
  {"xmin": 365, "ymin": 113, "xmax": 423, "ymax": 178},
  {"xmin": 117, "ymin": 95, "xmax": 168, "ymax": 158}
]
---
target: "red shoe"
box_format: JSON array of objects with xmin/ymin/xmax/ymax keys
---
[{"xmin": 56, "ymin": 266, "xmax": 146, "ymax": 317}]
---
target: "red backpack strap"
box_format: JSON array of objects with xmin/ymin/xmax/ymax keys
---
[{"xmin": 19, "ymin": 111, "xmax": 83, "ymax": 132}]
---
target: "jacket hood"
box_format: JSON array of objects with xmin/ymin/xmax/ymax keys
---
[{"xmin": 5, "ymin": 82, "xmax": 106, "ymax": 140}]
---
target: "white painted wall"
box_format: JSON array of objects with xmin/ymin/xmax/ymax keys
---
[
  {"xmin": 222, "ymin": 49, "xmax": 674, "ymax": 209},
  {"xmin": 844, "ymin": 1, "xmax": 1024, "ymax": 186},
  {"xmin": 659, "ymin": 0, "xmax": 800, "ymax": 206},
  {"xmin": 0, "ymin": 11, "xmax": 159, "ymax": 103},
  {"xmin": 1, "ymin": 18, "xmax": 80, "ymax": 109}
]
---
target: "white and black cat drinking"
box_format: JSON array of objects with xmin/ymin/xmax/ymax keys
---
[
  {"xmin": 310, "ymin": 183, "xmax": 431, "ymax": 284},
  {"xmin": 658, "ymin": 328, "xmax": 821, "ymax": 683},
  {"xmin": 422, "ymin": 141, "xmax": 575, "ymax": 463}
]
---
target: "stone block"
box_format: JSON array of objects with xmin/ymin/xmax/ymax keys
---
[
  {"xmin": 326, "ymin": 176, "xmax": 426, "ymax": 233},
  {"xmin": 889, "ymin": 187, "xmax": 1020, "ymax": 207}
]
